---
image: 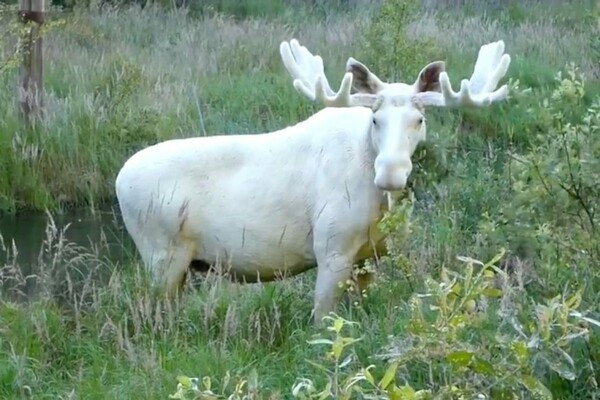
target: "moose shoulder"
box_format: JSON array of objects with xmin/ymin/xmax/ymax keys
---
[{"xmin": 115, "ymin": 39, "xmax": 512, "ymax": 325}]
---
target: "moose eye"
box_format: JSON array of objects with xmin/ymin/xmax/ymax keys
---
[{"xmin": 418, "ymin": 117, "xmax": 425, "ymax": 125}]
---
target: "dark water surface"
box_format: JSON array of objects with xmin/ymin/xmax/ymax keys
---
[{"xmin": 0, "ymin": 205, "xmax": 137, "ymax": 300}]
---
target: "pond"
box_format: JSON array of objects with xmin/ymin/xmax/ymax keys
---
[{"xmin": 0, "ymin": 204, "xmax": 137, "ymax": 301}]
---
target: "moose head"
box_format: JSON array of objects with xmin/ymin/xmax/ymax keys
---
[{"xmin": 280, "ymin": 39, "xmax": 510, "ymax": 191}]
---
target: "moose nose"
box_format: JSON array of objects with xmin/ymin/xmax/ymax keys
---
[
  {"xmin": 374, "ymin": 155, "xmax": 412, "ymax": 191},
  {"xmin": 374, "ymin": 170, "xmax": 410, "ymax": 191}
]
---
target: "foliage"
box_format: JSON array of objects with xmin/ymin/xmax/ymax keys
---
[
  {"xmin": 359, "ymin": 0, "xmax": 438, "ymax": 83},
  {"xmin": 378, "ymin": 191, "xmax": 416, "ymax": 285},
  {"xmin": 0, "ymin": 4, "xmax": 23, "ymax": 75},
  {"xmin": 182, "ymin": 0, "xmax": 288, "ymax": 19},
  {"xmin": 478, "ymin": 65, "xmax": 600, "ymax": 294},
  {"xmin": 0, "ymin": 4, "xmax": 65, "ymax": 76},
  {"xmin": 165, "ymin": 252, "xmax": 599, "ymax": 399}
]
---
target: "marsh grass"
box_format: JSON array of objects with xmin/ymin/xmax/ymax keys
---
[
  {"xmin": 0, "ymin": 216, "xmax": 326, "ymax": 398},
  {"xmin": 1, "ymin": 0, "xmax": 600, "ymax": 398}
]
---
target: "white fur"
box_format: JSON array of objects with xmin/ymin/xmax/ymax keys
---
[
  {"xmin": 116, "ymin": 107, "xmax": 393, "ymax": 322},
  {"xmin": 116, "ymin": 39, "xmax": 513, "ymax": 325}
]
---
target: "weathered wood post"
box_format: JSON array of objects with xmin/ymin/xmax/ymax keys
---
[{"xmin": 18, "ymin": 0, "xmax": 45, "ymax": 123}]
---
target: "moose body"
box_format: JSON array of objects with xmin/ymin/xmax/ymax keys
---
[
  {"xmin": 116, "ymin": 106, "xmax": 392, "ymax": 319},
  {"xmin": 116, "ymin": 38, "xmax": 512, "ymax": 323}
]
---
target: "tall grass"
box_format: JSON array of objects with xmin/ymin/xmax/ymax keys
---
[
  {"xmin": 1, "ymin": 188, "xmax": 598, "ymax": 398},
  {"xmin": 0, "ymin": 0, "xmax": 599, "ymax": 398}
]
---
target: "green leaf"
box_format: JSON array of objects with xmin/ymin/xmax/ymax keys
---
[
  {"xmin": 379, "ymin": 361, "xmax": 399, "ymax": 390},
  {"xmin": 446, "ymin": 351, "xmax": 474, "ymax": 368},
  {"xmin": 564, "ymin": 291, "xmax": 582, "ymax": 310},
  {"xmin": 483, "ymin": 270, "xmax": 496, "ymax": 279},
  {"xmin": 542, "ymin": 348, "xmax": 576, "ymax": 381},
  {"xmin": 342, "ymin": 336, "xmax": 363, "ymax": 347},
  {"xmin": 456, "ymin": 255, "xmax": 484, "ymax": 266},
  {"xmin": 449, "ymin": 314, "xmax": 467, "ymax": 329},
  {"xmin": 332, "ymin": 337, "xmax": 344, "ymax": 360},
  {"xmin": 177, "ymin": 376, "xmax": 193, "ymax": 389},
  {"xmin": 520, "ymin": 375, "xmax": 553, "ymax": 400},
  {"xmin": 389, "ymin": 384, "xmax": 416, "ymax": 400},
  {"xmin": 482, "ymin": 287, "xmax": 504, "ymax": 298},
  {"xmin": 510, "ymin": 340, "xmax": 529, "ymax": 365},
  {"xmin": 470, "ymin": 357, "xmax": 495, "ymax": 376},
  {"xmin": 580, "ymin": 315, "xmax": 600, "ymax": 328},
  {"xmin": 450, "ymin": 282, "xmax": 462, "ymax": 295},
  {"xmin": 333, "ymin": 317, "xmax": 345, "ymax": 333},
  {"xmin": 363, "ymin": 365, "xmax": 376, "ymax": 386},
  {"xmin": 339, "ymin": 354, "xmax": 353, "ymax": 369},
  {"xmin": 484, "ymin": 248, "xmax": 507, "ymax": 268}
]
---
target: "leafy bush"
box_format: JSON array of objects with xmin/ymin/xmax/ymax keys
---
[
  {"xmin": 0, "ymin": 3, "xmax": 66, "ymax": 72},
  {"xmin": 169, "ymin": 251, "xmax": 599, "ymax": 399},
  {"xmin": 358, "ymin": 0, "xmax": 438, "ymax": 82},
  {"xmin": 478, "ymin": 65, "xmax": 600, "ymax": 294}
]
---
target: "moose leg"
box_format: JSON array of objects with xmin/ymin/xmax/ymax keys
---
[
  {"xmin": 311, "ymin": 204, "xmax": 370, "ymax": 325},
  {"xmin": 143, "ymin": 238, "xmax": 194, "ymax": 299},
  {"xmin": 312, "ymin": 251, "xmax": 354, "ymax": 326},
  {"xmin": 163, "ymin": 244, "xmax": 194, "ymax": 297}
]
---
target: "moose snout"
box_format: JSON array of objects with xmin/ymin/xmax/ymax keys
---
[
  {"xmin": 374, "ymin": 171, "xmax": 410, "ymax": 191},
  {"xmin": 373, "ymin": 156, "xmax": 412, "ymax": 191}
]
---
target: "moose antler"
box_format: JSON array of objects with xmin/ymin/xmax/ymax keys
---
[
  {"xmin": 416, "ymin": 40, "xmax": 511, "ymax": 108},
  {"xmin": 279, "ymin": 39, "xmax": 377, "ymax": 108}
]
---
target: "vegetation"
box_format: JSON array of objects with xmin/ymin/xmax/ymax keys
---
[{"xmin": 1, "ymin": 0, "xmax": 599, "ymax": 398}]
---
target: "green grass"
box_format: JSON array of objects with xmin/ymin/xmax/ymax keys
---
[{"xmin": 1, "ymin": 0, "xmax": 600, "ymax": 398}]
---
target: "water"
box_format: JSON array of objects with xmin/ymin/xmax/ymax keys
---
[{"xmin": 0, "ymin": 205, "xmax": 137, "ymax": 301}]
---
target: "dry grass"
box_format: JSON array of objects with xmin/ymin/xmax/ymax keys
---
[{"xmin": 408, "ymin": 12, "xmax": 598, "ymax": 77}]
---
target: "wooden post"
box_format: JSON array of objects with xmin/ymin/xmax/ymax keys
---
[{"xmin": 18, "ymin": 0, "xmax": 45, "ymax": 123}]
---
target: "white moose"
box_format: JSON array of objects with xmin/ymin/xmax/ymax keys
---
[{"xmin": 115, "ymin": 38, "xmax": 511, "ymax": 324}]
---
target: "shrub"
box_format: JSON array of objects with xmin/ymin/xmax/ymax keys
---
[
  {"xmin": 358, "ymin": 0, "xmax": 437, "ymax": 81},
  {"xmin": 478, "ymin": 65, "xmax": 600, "ymax": 295},
  {"xmin": 169, "ymin": 251, "xmax": 600, "ymax": 399}
]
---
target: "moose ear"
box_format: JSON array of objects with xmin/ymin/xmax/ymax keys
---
[
  {"xmin": 414, "ymin": 61, "xmax": 446, "ymax": 93},
  {"xmin": 345, "ymin": 58, "xmax": 386, "ymax": 94}
]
